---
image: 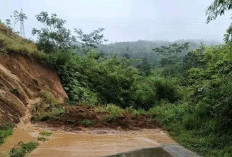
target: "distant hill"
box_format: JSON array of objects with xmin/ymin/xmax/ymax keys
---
[{"xmin": 97, "ymin": 40, "xmax": 220, "ymax": 66}]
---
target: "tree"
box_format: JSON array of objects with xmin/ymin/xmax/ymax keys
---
[
  {"xmin": 5, "ymin": 19, "xmax": 12, "ymax": 30},
  {"xmin": 75, "ymin": 28, "xmax": 107, "ymax": 53},
  {"xmin": 137, "ymin": 57, "xmax": 151, "ymax": 75},
  {"xmin": 207, "ymin": 0, "xmax": 232, "ymax": 42},
  {"xmin": 123, "ymin": 53, "xmax": 130, "ymax": 59},
  {"xmin": 32, "ymin": 12, "xmax": 76, "ymax": 53},
  {"xmin": 153, "ymin": 43, "xmax": 189, "ymax": 77}
]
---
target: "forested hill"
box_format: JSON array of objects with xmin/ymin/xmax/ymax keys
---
[{"xmin": 98, "ymin": 40, "xmax": 219, "ymax": 66}]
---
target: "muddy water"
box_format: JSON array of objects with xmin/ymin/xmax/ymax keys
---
[
  {"xmin": 26, "ymin": 129, "xmax": 175, "ymax": 157},
  {"xmin": 0, "ymin": 124, "xmax": 39, "ymax": 156},
  {"xmin": 0, "ymin": 98, "xmax": 41, "ymax": 156}
]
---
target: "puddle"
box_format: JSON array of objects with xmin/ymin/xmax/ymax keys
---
[
  {"xmin": 105, "ymin": 147, "xmax": 172, "ymax": 157},
  {"xmin": 0, "ymin": 124, "xmax": 38, "ymax": 156},
  {"xmin": 26, "ymin": 129, "xmax": 175, "ymax": 157}
]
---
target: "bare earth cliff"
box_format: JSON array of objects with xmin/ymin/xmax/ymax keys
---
[{"xmin": 0, "ymin": 52, "xmax": 67, "ymax": 125}]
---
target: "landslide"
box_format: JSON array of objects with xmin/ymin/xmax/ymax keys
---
[{"xmin": 0, "ymin": 24, "xmax": 68, "ymax": 125}]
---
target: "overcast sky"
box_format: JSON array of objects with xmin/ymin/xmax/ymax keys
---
[{"xmin": 0, "ymin": 0, "xmax": 231, "ymax": 42}]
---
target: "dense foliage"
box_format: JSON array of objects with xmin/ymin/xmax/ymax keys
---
[
  {"xmin": 150, "ymin": 44, "xmax": 232, "ymax": 157},
  {"xmin": 46, "ymin": 51, "xmax": 179, "ymax": 109},
  {"xmin": 97, "ymin": 40, "xmax": 218, "ymax": 69}
]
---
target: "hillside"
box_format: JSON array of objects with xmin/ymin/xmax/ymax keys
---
[
  {"xmin": 97, "ymin": 40, "xmax": 219, "ymax": 66},
  {"xmin": 0, "ymin": 24, "xmax": 67, "ymax": 125}
]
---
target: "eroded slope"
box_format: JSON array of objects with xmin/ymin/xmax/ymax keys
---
[{"xmin": 0, "ymin": 52, "xmax": 67, "ymax": 125}]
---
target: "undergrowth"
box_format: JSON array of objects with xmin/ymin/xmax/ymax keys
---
[
  {"xmin": 7, "ymin": 141, "xmax": 38, "ymax": 157},
  {"xmin": 150, "ymin": 103, "xmax": 232, "ymax": 157},
  {"xmin": 0, "ymin": 124, "xmax": 14, "ymax": 145},
  {"xmin": 33, "ymin": 91, "xmax": 66, "ymax": 121}
]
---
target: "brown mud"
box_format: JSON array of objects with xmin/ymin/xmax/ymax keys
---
[
  {"xmin": 33, "ymin": 105, "xmax": 158, "ymax": 130},
  {"xmin": 0, "ymin": 52, "xmax": 67, "ymax": 125},
  {"xmin": 26, "ymin": 128, "xmax": 175, "ymax": 157}
]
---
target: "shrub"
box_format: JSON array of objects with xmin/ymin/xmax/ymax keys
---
[
  {"xmin": 106, "ymin": 104, "xmax": 124, "ymax": 119},
  {"xmin": 81, "ymin": 119, "xmax": 93, "ymax": 127},
  {"xmin": 126, "ymin": 107, "xmax": 147, "ymax": 118},
  {"xmin": 133, "ymin": 76, "xmax": 180, "ymax": 109},
  {"xmin": 34, "ymin": 106, "xmax": 65, "ymax": 121},
  {"xmin": 41, "ymin": 90, "xmax": 59, "ymax": 105}
]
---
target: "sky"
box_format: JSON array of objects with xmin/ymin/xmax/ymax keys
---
[{"xmin": 0, "ymin": 0, "xmax": 231, "ymax": 42}]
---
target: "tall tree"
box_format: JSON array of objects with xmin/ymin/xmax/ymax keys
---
[
  {"xmin": 32, "ymin": 12, "xmax": 76, "ymax": 53},
  {"xmin": 153, "ymin": 43, "xmax": 189, "ymax": 77},
  {"xmin": 75, "ymin": 28, "xmax": 107, "ymax": 53},
  {"xmin": 137, "ymin": 57, "xmax": 151, "ymax": 75}
]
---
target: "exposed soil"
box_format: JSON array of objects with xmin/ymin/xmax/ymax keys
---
[
  {"xmin": 33, "ymin": 105, "xmax": 158, "ymax": 130},
  {"xmin": 0, "ymin": 52, "xmax": 67, "ymax": 125}
]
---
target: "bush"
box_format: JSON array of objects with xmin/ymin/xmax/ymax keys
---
[
  {"xmin": 81, "ymin": 119, "xmax": 93, "ymax": 126},
  {"xmin": 34, "ymin": 106, "xmax": 65, "ymax": 121},
  {"xmin": 133, "ymin": 76, "xmax": 180, "ymax": 109},
  {"xmin": 153, "ymin": 78, "xmax": 179, "ymax": 103},
  {"xmin": 106, "ymin": 104, "xmax": 124, "ymax": 119}
]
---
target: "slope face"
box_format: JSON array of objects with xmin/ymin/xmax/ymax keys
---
[{"xmin": 0, "ymin": 52, "xmax": 68, "ymax": 125}]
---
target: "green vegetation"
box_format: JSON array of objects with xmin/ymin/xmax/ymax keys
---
[
  {"xmin": 0, "ymin": 124, "xmax": 14, "ymax": 145},
  {"xmin": 0, "ymin": 24, "xmax": 44, "ymax": 58},
  {"xmin": 33, "ymin": 91, "xmax": 66, "ymax": 121},
  {"xmin": 37, "ymin": 130, "xmax": 52, "ymax": 141},
  {"xmin": 7, "ymin": 141, "xmax": 38, "ymax": 157},
  {"xmin": 106, "ymin": 104, "xmax": 124, "ymax": 119},
  {"xmin": 39, "ymin": 130, "xmax": 52, "ymax": 137},
  {"xmin": 37, "ymin": 136, "xmax": 47, "ymax": 142},
  {"xmin": 81, "ymin": 119, "xmax": 93, "ymax": 127},
  {"xmin": 207, "ymin": 0, "xmax": 232, "ymax": 42},
  {"xmin": 126, "ymin": 108, "xmax": 147, "ymax": 118},
  {"xmin": 149, "ymin": 44, "xmax": 232, "ymax": 157}
]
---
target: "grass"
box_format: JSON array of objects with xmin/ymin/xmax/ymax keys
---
[
  {"xmin": 149, "ymin": 103, "xmax": 232, "ymax": 157},
  {"xmin": 7, "ymin": 141, "xmax": 38, "ymax": 157},
  {"xmin": 33, "ymin": 91, "xmax": 65, "ymax": 121},
  {"xmin": 126, "ymin": 107, "xmax": 147, "ymax": 118},
  {"xmin": 81, "ymin": 119, "xmax": 93, "ymax": 127},
  {"xmin": 0, "ymin": 124, "xmax": 14, "ymax": 145},
  {"xmin": 39, "ymin": 130, "xmax": 52, "ymax": 137},
  {"xmin": 37, "ymin": 136, "xmax": 47, "ymax": 142},
  {"xmin": 94, "ymin": 106, "xmax": 107, "ymax": 113},
  {"xmin": 33, "ymin": 105, "xmax": 65, "ymax": 121},
  {"xmin": 41, "ymin": 90, "xmax": 59, "ymax": 105},
  {"xmin": 106, "ymin": 104, "xmax": 124, "ymax": 119},
  {"xmin": 37, "ymin": 130, "xmax": 52, "ymax": 142},
  {"xmin": 0, "ymin": 24, "xmax": 45, "ymax": 58}
]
